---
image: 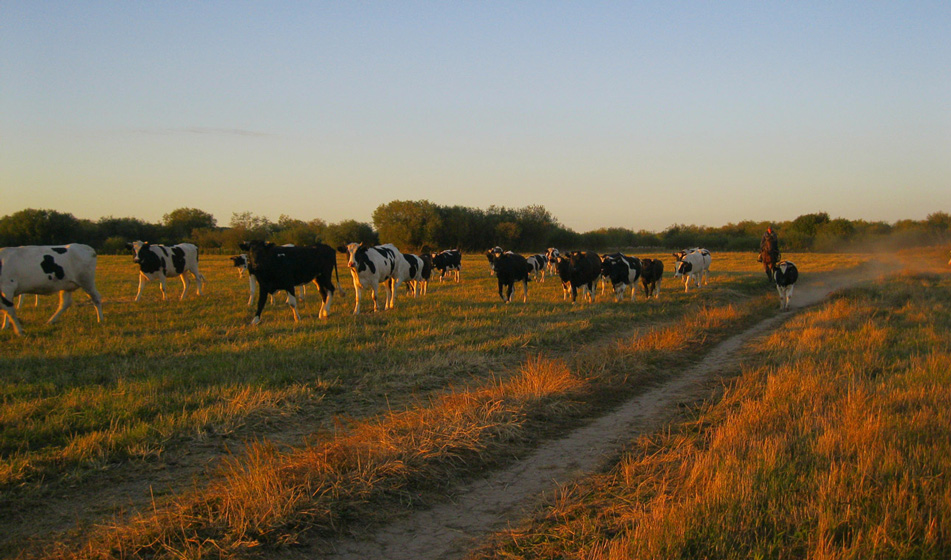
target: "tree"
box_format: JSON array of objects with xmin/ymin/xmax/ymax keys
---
[
  {"xmin": 163, "ymin": 208, "xmax": 217, "ymax": 241},
  {"xmin": 0, "ymin": 209, "xmax": 85, "ymax": 246},
  {"xmin": 324, "ymin": 220, "xmax": 378, "ymax": 248},
  {"xmin": 372, "ymin": 200, "xmax": 442, "ymax": 251}
]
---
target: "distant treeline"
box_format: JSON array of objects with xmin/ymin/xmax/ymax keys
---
[{"xmin": 1, "ymin": 202, "xmax": 950, "ymax": 255}]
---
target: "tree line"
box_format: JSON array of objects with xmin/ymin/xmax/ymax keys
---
[{"xmin": 1, "ymin": 202, "xmax": 949, "ymax": 255}]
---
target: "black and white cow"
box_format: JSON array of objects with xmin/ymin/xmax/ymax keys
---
[
  {"xmin": 545, "ymin": 248, "xmax": 561, "ymax": 276},
  {"xmin": 337, "ymin": 242, "xmax": 409, "ymax": 314},
  {"xmin": 673, "ymin": 248, "xmax": 712, "ymax": 292},
  {"xmin": 493, "ymin": 252, "xmax": 530, "ymax": 303},
  {"xmin": 486, "ymin": 246, "xmax": 504, "ymax": 275},
  {"xmin": 525, "ymin": 254, "xmax": 548, "ymax": 282},
  {"xmin": 601, "ymin": 253, "xmax": 643, "ymax": 302},
  {"xmin": 431, "ymin": 249, "xmax": 462, "ymax": 282},
  {"xmin": 640, "ymin": 258, "xmax": 664, "ymax": 299},
  {"xmin": 556, "ymin": 251, "xmax": 602, "ymax": 303},
  {"xmin": 232, "ymin": 246, "xmax": 308, "ymax": 306},
  {"xmin": 1, "ymin": 244, "xmax": 104, "ymax": 336},
  {"xmin": 773, "ymin": 260, "xmax": 799, "ymax": 311},
  {"xmin": 239, "ymin": 241, "xmax": 339, "ymax": 325},
  {"xmin": 126, "ymin": 241, "xmax": 204, "ymax": 301},
  {"xmin": 404, "ymin": 253, "xmax": 433, "ymax": 297}
]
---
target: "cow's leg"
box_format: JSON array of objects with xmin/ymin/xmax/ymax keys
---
[
  {"xmin": 179, "ymin": 274, "xmax": 190, "ymax": 300},
  {"xmin": 248, "ymin": 276, "xmax": 257, "ymax": 306},
  {"xmin": 369, "ymin": 283, "xmax": 381, "ymax": 312},
  {"xmin": 387, "ymin": 279, "xmax": 400, "ymax": 310},
  {"xmin": 158, "ymin": 278, "xmax": 169, "ymax": 301},
  {"xmin": 2, "ymin": 308, "xmax": 24, "ymax": 336},
  {"xmin": 134, "ymin": 274, "xmax": 147, "ymax": 301},
  {"xmin": 317, "ymin": 283, "xmax": 332, "ymax": 319},
  {"xmin": 251, "ymin": 289, "xmax": 269, "ymax": 325},
  {"xmin": 522, "ymin": 279, "xmax": 529, "ymax": 303},
  {"xmin": 47, "ymin": 291, "xmax": 73, "ymax": 324},
  {"xmin": 286, "ymin": 288, "xmax": 301, "ymax": 322},
  {"xmin": 194, "ymin": 271, "xmax": 204, "ymax": 296}
]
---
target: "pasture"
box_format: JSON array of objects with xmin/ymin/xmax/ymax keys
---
[{"xmin": 1, "ymin": 251, "xmax": 873, "ymax": 557}]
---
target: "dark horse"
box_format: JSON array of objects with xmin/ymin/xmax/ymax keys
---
[{"xmin": 760, "ymin": 235, "xmax": 779, "ymax": 281}]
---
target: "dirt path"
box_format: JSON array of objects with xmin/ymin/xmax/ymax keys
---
[{"xmin": 308, "ymin": 266, "xmax": 883, "ymax": 560}]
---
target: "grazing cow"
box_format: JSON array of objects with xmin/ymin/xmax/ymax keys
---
[
  {"xmin": 126, "ymin": 241, "xmax": 204, "ymax": 301},
  {"xmin": 545, "ymin": 248, "xmax": 561, "ymax": 275},
  {"xmin": 673, "ymin": 248, "xmax": 712, "ymax": 292},
  {"xmin": 337, "ymin": 242, "xmax": 409, "ymax": 314},
  {"xmin": 525, "ymin": 254, "xmax": 548, "ymax": 282},
  {"xmin": 601, "ymin": 253, "xmax": 643, "ymax": 302},
  {"xmin": 1, "ymin": 244, "xmax": 104, "ymax": 336},
  {"xmin": 556, "ymin": 251, "xmax": 602, "ymax": 303},
  {"xmin": 431, "ymin": 249, "xmax": 462, "ymax": 282},
  {"xmin": 486, "ymin": 246, "xmax": 504, "ymax": 275},
  {"xmin": 640, "ymin": 258, "xmax": 664, "ymax": 299},
  {"xmin": 493, "ymin": 252, "xmax": 530, "ymax": 303},
  {"xmin": 404, "ymin": 253, "xmax": 433, "ymax": 296},
  {"xmin": 773, "ymin": 260, "xmax": 799, "ymax": 311},
  {"xmin": 239, "ymin": 241, "xmax": 339, "ymax": 324}
]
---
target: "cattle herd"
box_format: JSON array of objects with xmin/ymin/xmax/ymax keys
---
[{"xmin": 0, "ymin": 241, "xmax": 808, "ymax": 336}]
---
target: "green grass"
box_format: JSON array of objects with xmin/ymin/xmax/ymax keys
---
[
  {"xmin": 471, "ymin": 258, "xmax": 951, "ymax": 560},
  {"xmin": 0, "ymin": 251, "xmax": 873, "ymax": 558}
]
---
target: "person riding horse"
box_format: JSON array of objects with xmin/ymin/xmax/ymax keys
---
[{"xmin": 758, "ymin": 226, "xmax": 780, "ymax": 281}]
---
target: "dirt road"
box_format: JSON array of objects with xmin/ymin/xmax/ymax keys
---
[{"xmin": 312, "ymin": 266, "xmax": 882, "ymax": 560}]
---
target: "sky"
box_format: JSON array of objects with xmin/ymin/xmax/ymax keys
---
[{"xmin": 2, "ymin": 2, "xmax": 950, "ymax": 233}]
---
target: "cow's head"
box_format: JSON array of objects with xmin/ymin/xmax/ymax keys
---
[
  {"xmin": 546, "ymin": 248, "xmax": 560, "ymax": 261},
  {"xmin": 230, "ymin": 255, "xmax": 247, "ymax": 268},
  {"xmin": 126, "ymin": 241, "xmax": 148, "ymax": 263},
  {"xmin": 239, "ymin": 241, "xmax": 274, "ymax": 269},
  {"xmin": 338, "ymin": 242, "xmax": 369, "ymax": 270},
  {"xmin": 555, "ymin": 255, "xmax": 572, "ymax": 282},
  {"xmin": 674, "ymin": 260, "xmax": 692, "ymax": 277}
]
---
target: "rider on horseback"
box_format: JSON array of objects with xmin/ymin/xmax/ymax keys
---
[{"xmin": 758, "ymin": 226, "xmax": 780, "ymax": 264}]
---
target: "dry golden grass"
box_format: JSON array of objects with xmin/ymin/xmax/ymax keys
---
[{"xmin": 473, "ymin": 269, "xmax": 951, "ymax": 560}]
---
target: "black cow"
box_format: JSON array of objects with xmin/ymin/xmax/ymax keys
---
[
  {"xmin": 640, "ymin": 258, "xmax": 664, "ymax": 299},
  {"xmin": 556, "ymin": 251, "xmax": 602, "ymax": 303},
  {"xmin": 431, "ymin": 249, "xmax": 462, "ymax": 282},
  {"xmin": 485, "ymin": 246, "xmax": 504, "ymax": 275},
  {"xmin": 239, "ymin": 241, "xmax": 340, "ymax": 325},
  {"xmin": 493, "ymin": 252, "xmax": 530, "ymax": 303}
]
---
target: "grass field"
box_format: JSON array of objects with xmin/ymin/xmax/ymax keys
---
[
  {"xmin": 0, "ymin": 250, "xmax": 879, "ymax": 557},
  {"xmin": 472, "ymin": 254, "xmax": 951, "ymax": 560}
]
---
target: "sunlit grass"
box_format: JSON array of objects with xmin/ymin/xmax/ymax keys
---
[{"xmin": 472, "ymin": 269, "xmax": 951, "ymax": 560}]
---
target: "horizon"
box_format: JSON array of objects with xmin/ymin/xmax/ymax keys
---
[{"xmin": 3, "ymin": 3, "xmax": 950, "ymax": 232}]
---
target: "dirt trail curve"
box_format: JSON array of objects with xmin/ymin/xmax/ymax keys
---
[{"xmin": 307, "ymin": 264, "xmax": 886, "ymax": 560}]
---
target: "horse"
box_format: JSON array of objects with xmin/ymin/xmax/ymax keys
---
[{"xmin": 760, "ymin": 235, "xmax": 779, "ymax": 281}]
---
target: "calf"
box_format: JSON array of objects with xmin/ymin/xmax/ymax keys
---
[
  {"xmin": 126, "ymin": 241, "xmax": 204, "ymax": 301},
  {"xmin": 404, "ymin": 253, "xmax": 433, "ymax": 296},
  {"xmin": 239, "ymin": 241, "xmax": 339, "ymax": 324},
  {"xmin": 640, "ymin": 258, "xmax": 664, "ymax": 299},
  {"xmin": 673, "ymin": 248, "xmax": 712, "ymax": 292},
  {"xmin": 545, "ymin": 248, "xmax": 561, "ymax": 275},
  {"xmin": 601, "ymin": 253, "xmax": 643, "ymax": 302},
  {"xmin": 232, "ymin": 248, "xmax": 308, "ymax": 306},
  {"xmin": 773, "ymin": 260, "xmax": 799, "ymax": 311},
  {"xmin": 338, "ymin": 242, "xmax": 409, "ymax": 314},
  {"xmin": 431, "ymin": 249, "xmax": 462, "ymax": 282},
  {"xmin": 493, "ymin": 252, "xmax": 530, "ymax": 303},
  {"xmin": 525, "ymin": 254, "xmax": 548, "ymax": 282},
  {"xmin": 556, "ymin": 251, "xmax": 602, "ymax": 303},
  {"xmin": 1, "ymin": 244, "xmax": 103, "ymax": 336}
]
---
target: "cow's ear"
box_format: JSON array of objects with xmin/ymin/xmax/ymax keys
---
[
  {"xmin": 336, "ymin": 245, "xmax": 348, "ymax": 254},
  {"xmin": 238, "ymin": 242, "xmax": 250, "ymax": 251},
  {"xmin": 359, "ymin": 242, "xmax": 368, "ymax": 249},
  {"xmin": 125, "ymin": 243, "xmax": 133, "ymax": 250}
]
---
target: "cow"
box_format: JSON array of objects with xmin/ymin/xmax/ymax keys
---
[
  {"xmin": 126, "ymin": 241, "xmax": 204, "ymax": 301},
  {"xmin": 486, "ymin": 246, "xmax": 504, "ymax": 275},
  {"xmin": 640, "ymin": 258, "xmax": 664, "ymax": 299},
  {"xmin": 238, "ymin": 241, "xmax": 339, "ymax": 325},
  {"xmin": 431, "ymin": 249, "xmax": 462, "ymax": 282},
  {"xmin": 773, "ymin": 260, "xmax": 799, "ymax": 311},
  {"xmin": 556, "ymin": 251, "xmax": 602, "ymax": 304},
  {"xmin": 545, "ymin": 248, "xmax": 561, "ymax": 275},
  {"xmin": 601, "ymin": 253, "xmax": 643, "ymax": 302},
  {"xmin": 493, "ymin": 252, "xmax": 530, "ymax": 303},
  {"xmin": 525, "ymin": 254, "xmax": 548, "ymax": 282},
  {"xmin": 1, "ymin": 244, "xmax": 104, "ymax": 336},
  {"xmin": 232, "ymin": 247, "xmax": 308, "ymax": 306},
  {"xmin": 404, "ymin": 253, "xmax": 433, "ymax": 297},
  {"xmin": 337, "ymin": 242, "xmax": 409, "ymax": 314},
  {"xmin": 673, "ymin": 248, "xmax": 712, "ymax": 292}
]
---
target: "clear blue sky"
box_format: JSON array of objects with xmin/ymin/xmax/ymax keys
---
[{"xmin": 3, "ymin": 2, "xmax": 949, "ymax": 232}]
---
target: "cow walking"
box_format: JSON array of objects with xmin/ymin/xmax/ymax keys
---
[
  {"xmin": 525, "ymin": 254, "xmax": 548, "ymax": 283},
  {"xmin": 239, "ymin": 241, "xmax": 339, "ymax": 324},
  {"xmin": 1, "ymin": 244, "xmax": 104, "ymax": 336},
  {"xmin": 556, "ymin": 251, "xmax": 602, "ymax": 303},
  {"xmin": 127, "ymin": 241, "xmax": 204, "ymax": 301},
  {"xmin": 404, "ymin": 253, "xmax": 433, "ymax": 296},
  {"xmin": 773, "ymin": 260, "xmax": 799, "ymax": 311},
  {"xmin": 640, "ymin": 258, "xmax": 664, "ymax": 299},
  {"xmin": 673, "ymin": 248, "xmax": 712, "ymax": 292},
  {"xmin": 493, "ymin": 252, "xmax": 530, "ymax": 303},
  {"xmin": 338, "ymin": 243, "xmax": 409, "ymax": 314},
  {"xmin": 601, "ymin": 253, "xmax": 643, "ymax": 302},
  {"xmin": 431, "ymin": 249, "xmax": 462, "ymax": 282}
]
